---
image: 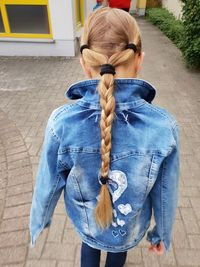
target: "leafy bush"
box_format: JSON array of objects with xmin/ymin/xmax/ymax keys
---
[
  {"xmin": 146, "ymin": 8, "xmax": 184, "ymax": 48},
  {"xmin": 180, "ymin": 0, "xmax": 200, "ymax": 68},
  {"xmin": 146, "ymin": 4, "xmax": 200, "ymax": 69}
]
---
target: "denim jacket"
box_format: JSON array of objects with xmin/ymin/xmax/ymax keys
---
[{"xmin": 29, "ymin": 78, "xmax": 179, "ymax": 254}]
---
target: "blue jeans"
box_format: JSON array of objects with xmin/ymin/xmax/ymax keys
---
[{"xmin": 81, "ymin": 242, "xmax": 127, "ymax": 267}]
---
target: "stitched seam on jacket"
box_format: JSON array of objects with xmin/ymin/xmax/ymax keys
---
[
  {"xmin": 42, "ymin": 175, "xmax": 61, "ymax": 228},
  {"xmin": 161, "ymin": 158, "xmax": 167, "ymax": 242},
  {"xmin": 52, "ymin": 104, "xmax": 75, "ymax": 120},
  {"xmin": 72, "ymin": 174, "xmax": 90, "ymax": 236},
  {"xmin": 144, "ymin": 103, "xmax": 176, "ymax": 125}
]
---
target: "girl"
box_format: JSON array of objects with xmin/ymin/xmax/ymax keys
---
[{"xmin": 30, "ymin": 7, "xmax": 179, "ymax": 267}]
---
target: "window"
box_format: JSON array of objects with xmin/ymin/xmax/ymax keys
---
[
  {"xmin": 0, "ymin": 9, "xmax": 5, "ymax": 32},
  {"xmin": 0, "ymin": 0, "xmax": 52, "ymax": 38},
  {"xmin": 7, "ymin": 5, "xmax": 50, "ymax": 34}
]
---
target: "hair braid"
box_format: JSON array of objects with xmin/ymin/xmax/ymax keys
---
[
  {"xmin": 81, "ymin": 7, "xmax": 142, "ymax": 228},
  {"xmin": 95, "ymin": 74, "xmax": 115, "ymax": 228}
]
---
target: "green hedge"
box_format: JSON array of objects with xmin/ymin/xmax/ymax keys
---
[
  {"xmin": 146, "ymin": 5, "xmax": 200, "ymax": 69},
  {"xmin": 180, "ymin": 0, "xmax": 200, "ymax": 68}
]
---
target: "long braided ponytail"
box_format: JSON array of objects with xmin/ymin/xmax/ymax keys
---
[{"xmin": 81, "ymin": 7, "xmax": 142, "ymax": 228}]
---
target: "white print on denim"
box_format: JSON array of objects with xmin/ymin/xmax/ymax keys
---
[
  {"xmin": 132, "ymin": 223, "xmax": 140, "ymax": 238},
  {"xmin": 112, "ymin": 230, "xmax": 119, "ymax": 237},
  {"xmin": 112, "ymin": 229, "xmax": 127, "ymax": 238},
  {"xmin": 108, "ymin": 170, "xmax": 127, "ymax": 203},
  {"xmin": 113, "ymin": 209, "xmax": 117, "ymax": 218},
  {"xmin": 118, "ymin": 203, "xmax": 132, "ymax": 216},
  {"xmin": 117, "ymin": 218, "xmax": 125, "ymax": 227},
  {"xmin": 112, "ymin": 221, "xmax": 117, "ymax": 227},
  {"xmin": 119, "ymin": 229, "xmax": 126, "ymax": 236}
]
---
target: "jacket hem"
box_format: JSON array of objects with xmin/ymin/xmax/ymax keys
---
[{"xmin": 77, "ymin": 227, "xmax": 148, "ymax": 253}]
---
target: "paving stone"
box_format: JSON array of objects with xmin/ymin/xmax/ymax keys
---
[
  {"xmin": 190, "ymin": 197, "xmax": 200, "ymax": 220},
  {"xmin": 172, "ymin": 219, "xmax": 190, "ymax": 248},
  {"xmin": 0, "ymin": 216, "xmax": 29, "ymax": 233},
  {"xmin": 0, "ymin": 177, "xmax": 7, "ymax": 189},
  {"xmin": 188, "ymin": 234, "xmax": 200, "ymax": 249},
  {"xmin": 6, "ymin": 192, "xmax": 32, "ymax": 207},
  {"xmin": 3, "ymin": 264, "xmax": 23, "ymax": 267},
  {"xmin": 74, "ymin": 243, "xmax": 81, "ymax": 267},
  {"xmin": 3, "ymin": 203, "xmax": 31, "ymax": 219},
  {"xmin": 0, "ymin": 230, "xmax": 29, "ymax": 248},
  {"xmin": 8, "ymin": 166, "xmax": 32, "ymax": 178},
  {"xmin": 6, "ymin": 182, "xmax": 33, "ymax": 196},
  {"xmin": 180, "ymin": 207, "xmax": 200, "ymax": 234},
  {"xmin": 158, "ymin": 247, "xmax": 177, "ymax": 266},
  {"xmin": 62, "ymin": 227, "xmax": 81, "ymax": 245},
  {"xmin": 41, "ymin": 243, "xmax": 76, "ymax": 261},
  {"xmin": 0, "ymin": 200, "xmax": 4, "ymax": 218},
  {"xmin": 6, "ymin": 146, "xmax": 27, "ymax": 156},
  {"xmin": 7, "ymin": 172, "xmax": 32, "ymax": 187},
  {"xmin": 7, "ymin": 158, "xmax": 31, "ymax": 171},
  {"xmin": 141, "ymin": 247, "xmax": 160, "ymax": 267},
  {"xmin": 28, "ymin": 228, "xmax": 48, "ymax": 260},
  {"xmin": 25, "ymin": 260, "xmax": 57, "ymax": 267},
  {"xmin": 178, "ymin": 197, "xmax": 191, "ymax": 208},
  {"xmin": 54, "ymin": 201, "xmax": 67, "ymax": 215},
  {"xmin": 47, "ymin": 215, "xmax": 66, "ymax": 243},
  {"xmin": 127, "ymin": 247, "xmax": 142, "ymax": 264},
  {"xmin": 0, "ymin": 188, "xmax": 6, "ymax": 200},
  {"xmin": 0, "ymin": 161, "xmax": 7, "ymax": 172},
  {"xmin": 0, "ymin": 246, "xmax": 27, "ymax": 264},
  {"xmin": 180, "ymin": 186, "xmax": 200, "ymax": 197},
  {"xmin": 56, "ymin": 261, "xmax": 74, "ymax": 267},
  {"xmin": 175, "ymin": 249, "xmax": 200, "ymax": 266}
]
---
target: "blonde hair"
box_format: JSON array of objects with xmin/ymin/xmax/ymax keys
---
[{"xmin": 81, "ymin": 7, "xmax": 142, "ymax": 228}]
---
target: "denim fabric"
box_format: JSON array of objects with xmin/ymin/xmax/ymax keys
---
[
  {"xmin": 29, "ymin": 78, "xmax": 180, "ymax": 254},
  {"xmin": 81, "ymin": 242, "xmax": 127, "ymax": 267}
]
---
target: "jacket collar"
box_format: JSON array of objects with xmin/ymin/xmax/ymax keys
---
[{"xmin": 65, "ymin": 78, "xmax": 156, "ymax": 110}]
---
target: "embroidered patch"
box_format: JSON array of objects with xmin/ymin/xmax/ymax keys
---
[
  {"xmin": 117, "ymin": 218, "xmax": 125, "ymax": 227},
  {"xmin": 108, "ymin": 170, "xmax": 127, "ymax": 203},
  {"xmin": 112, "ymin": 230, "xmax": 119, "ymax": 238},
  {"xmin": 119, "ymin": 229, "xmax": 126, "ymax": 236},
  {"xmin": 118, "ymin": 203, "xmax": 132, "ymax": 216}
]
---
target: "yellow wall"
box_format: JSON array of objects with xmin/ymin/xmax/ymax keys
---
[
  {"xmin": 137, "ymin": 0, "xmax": 147, "ymax": 9},
  {"xmin": 75, "ymin": 0, "xmax": 84, "ymax": 29}
]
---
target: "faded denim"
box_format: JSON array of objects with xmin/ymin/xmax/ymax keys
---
[{"xmin": 29, "ymin": 78, "xmax": 180, "ymax": 254}]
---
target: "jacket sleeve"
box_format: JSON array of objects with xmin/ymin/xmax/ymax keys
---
[
  {"xmin": 29, "ymin": 115, "xmax": 66, "ymax": 246},
  {"xmin": 146, "ymin": 124, "xmax": 180, "ymax": 253}
]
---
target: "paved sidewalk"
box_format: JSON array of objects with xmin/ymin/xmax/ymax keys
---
[{"xmin": 0, "ymin": 18, "xmax": 200, "ymax": 267}]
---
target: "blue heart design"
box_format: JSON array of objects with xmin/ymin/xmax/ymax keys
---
[
  {"xmin": 112, "ymin": 230, "xmax": 119, "ymax": 238},
  {"xmin": 119, "ymin": 229, "xmax": 126, "ymax": 236}
]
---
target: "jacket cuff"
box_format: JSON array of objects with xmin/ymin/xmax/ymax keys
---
[
  {"xmin": 29, "ymin": 221, "xmax": 51, "ymax": 247},
  {"xmin": 146, "ymin": 228, "xmax": 169, "ymax": 255}
]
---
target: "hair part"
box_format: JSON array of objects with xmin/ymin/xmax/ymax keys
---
[{"xmin": 81, "ymin": 7, "xmax": 142, "ymax": 228}]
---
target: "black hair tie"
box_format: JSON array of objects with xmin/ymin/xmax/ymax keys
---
[
  {"xmin": 80, "ymin": 44, "xmax": 89, "ymax": 54},
  {"xmin": 126, "ymin": 43, "xmax": 137, "ymax": 53},
  {"xmin": 100, "ymin": 64, "xmax": 116, "ymax": 76},
  {"xmin": 100, "ymin": 176, "xmax": 109, "ymax": 185}
]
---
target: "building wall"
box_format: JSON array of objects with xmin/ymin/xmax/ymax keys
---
[
  {"xmin": 85, "ymin": 0, "xmax": 94, "ymax": 18},
  {"xmin": 162, "ymin": 0, "xmax": 183, "ymax": 19},
  {"xmin": 0, "ymin": 0, "xmax": 79, "ymax": 56}
]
